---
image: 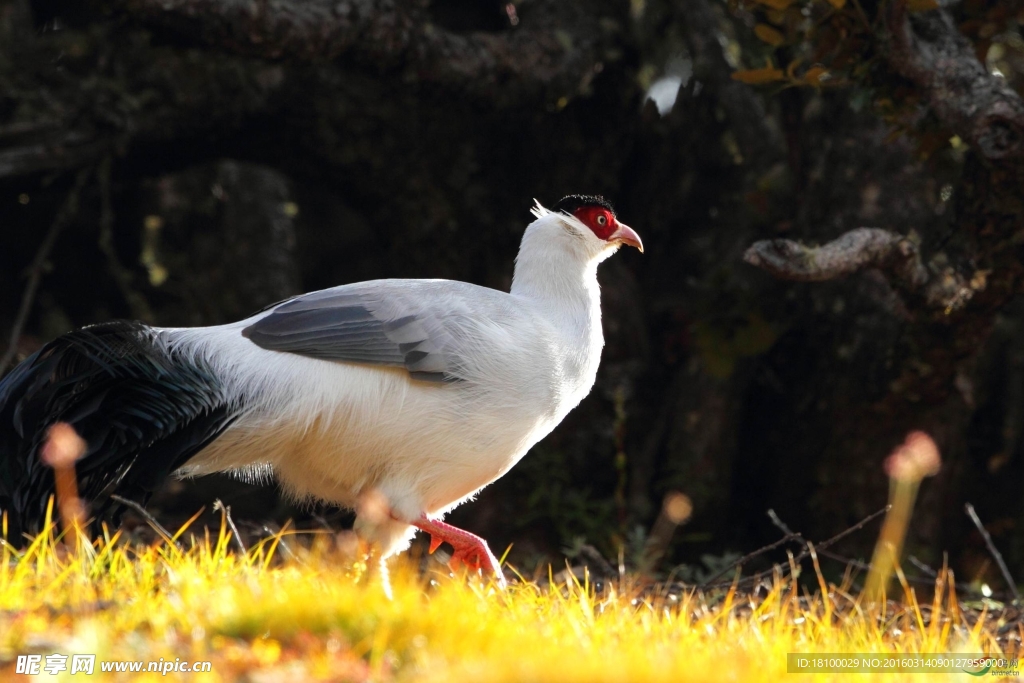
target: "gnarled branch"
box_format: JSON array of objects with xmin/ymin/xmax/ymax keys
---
[
  {"xmin": 744, "ymin": 228, "xmax": 928, "ymax": 284},
  {"xmin": 107, "ymin": 0, "xmax": 615, "ymax": 105},
  {"xmin": 887, "ymin": 0, "xmax": 1024, "ymax": 160},
  {"xmin": 744, "ymin": 228, "xmax": 976, "ymax": 312}
]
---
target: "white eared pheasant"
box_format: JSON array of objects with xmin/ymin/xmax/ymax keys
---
[{"xmin": 0, "ymin": 195, "xmax": 642, "ymax": 584}]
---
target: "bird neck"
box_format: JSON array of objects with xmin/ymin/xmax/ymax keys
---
[{"xmin": 510, "ymin": 222, "xmax": 602, "ymax": 338}]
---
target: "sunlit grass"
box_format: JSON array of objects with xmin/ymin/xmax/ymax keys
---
[{"xmin": 0, "ymin": 503, "xmax": 1015, "ymax": 682}]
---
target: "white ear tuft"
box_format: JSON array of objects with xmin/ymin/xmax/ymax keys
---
[{"xmin": 530, "ymin": 199, "xmax": 550, "ymax": 220}]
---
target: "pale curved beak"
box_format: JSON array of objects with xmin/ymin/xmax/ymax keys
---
[{"xmin": 611, "ymin": 222, "xmax": 644, "ymax": 253}]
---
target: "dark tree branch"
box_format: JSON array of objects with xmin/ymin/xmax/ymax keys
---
[
  {"xmin": 107, "ymin": 0, "xmax": 616, "ymax": 105},
  {"xmin": 744, "ymin": 228, "xmax": 978, "ymax": 312},
  {"xmin": 744, "ymin": 228, "xmax": 927, "ymax": 284},
  {"xmin": 0, "ymin": 1, "xmax": 620, "ymax": 180},
  {"xmin": 887, "ymin": 0, "xmax": 1024, "ymax": 161}
]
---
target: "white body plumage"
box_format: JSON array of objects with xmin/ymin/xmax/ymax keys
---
[{"xmin": 157, "ymin": 201, "xmax": 635, "ymax": 556}]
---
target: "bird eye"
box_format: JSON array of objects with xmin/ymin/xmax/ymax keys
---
[{"xmin": 597, "ymin": 214, "xmax": 607, "ymax": 226}]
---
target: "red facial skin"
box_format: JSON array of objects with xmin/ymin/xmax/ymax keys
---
[{"xmin": 572, "ymin": 206, "xmax": 618, "ymax": 240}]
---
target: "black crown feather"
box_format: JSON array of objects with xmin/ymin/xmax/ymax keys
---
[{"xmin": 552, "ymin": 194, "xmax": 616, "ymax": 217}]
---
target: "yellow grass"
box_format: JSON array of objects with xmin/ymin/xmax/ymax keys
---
[{"xmin": 0, "ymin": 505, "xmax": 1017, "ymax": 682}]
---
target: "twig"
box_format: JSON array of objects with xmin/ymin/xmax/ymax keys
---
[
  {"xmin": 213, "ymin": 499, "xmax": 247, "ymax": 554},
  {"xmin": 261, "ymin": 524, "xmax": 301, "ymax": 565},
  {"xmin": 0, "ymin": 168, "xmax": 91, "ymax": 374},
  {"xmin": 772, "ymin": 505, "xmax": 891, "ymax": 556},
  {"xmin": 109, "ymin": 494, "xmax": 181, "ymax": 550},
  {"xmin": 815, "ymin": 505, "xmax": 891, "ymax": 551},
  {"xmin": 965, "ymin": 503, "xmax": 1021, "ymax": 601},
  {"xmin": 908, "ymin": 554, "xmax": 938, "ymax": 577},
  {"xmin": 816, "ymin": 549, "xmax": 873, "ymax": 573},
  {"xmin": 703, "ymin": 507, "xmax": 890, "ymax": 590},
  {"xmin": 699, "ymin": 533, "xmax": 803, "ymax": 587}
]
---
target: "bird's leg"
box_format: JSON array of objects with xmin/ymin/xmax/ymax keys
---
[{"xmin": 410, "ymin": 515, "xmax": 507, "ymax": 588}]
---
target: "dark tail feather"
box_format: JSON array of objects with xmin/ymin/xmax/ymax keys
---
[{"xmin": 0, "ymin": 321, "xmax": 234, "ymax": 542}]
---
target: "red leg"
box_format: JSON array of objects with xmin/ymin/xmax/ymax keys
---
[{"xmin": 410, "ymin": 515, "xmax": 507, "ymax": 588}]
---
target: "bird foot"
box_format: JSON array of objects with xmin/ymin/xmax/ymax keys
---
[{"xmin": 411, "ymin": 515, "xmax": 507, "ymax": 588}]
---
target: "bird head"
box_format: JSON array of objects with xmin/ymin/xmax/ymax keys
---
[{"xmin": 530, "ymin": 195, "xmax": 643, "ymax": 260}]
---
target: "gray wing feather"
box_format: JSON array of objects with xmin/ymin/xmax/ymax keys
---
[{"xmin": 241, "ymin": 287, "xmax": 459, "ymax": 382}]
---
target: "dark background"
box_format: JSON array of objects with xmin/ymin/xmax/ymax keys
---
[{"xmin": 1, "ymin": 0, "xmax": 1023, "ymax": 590}]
